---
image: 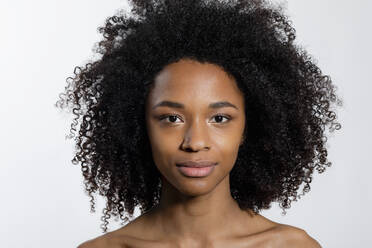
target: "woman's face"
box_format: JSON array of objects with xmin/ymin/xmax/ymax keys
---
[{"xmin": 145, "ymin": 58, "xmax": 245, "ymax": 196}]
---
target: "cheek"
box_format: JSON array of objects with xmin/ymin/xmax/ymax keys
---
[
  {"xmin": 149, "ymin": 126, "xmax": 178, "ymax": 149},
  {"xmin": 146, "ymin": 124, "xmax": 179, "ymax": 166},
  {"xmin": 214, "ymin": 131, "xmax": 242, "ymax": 166}
]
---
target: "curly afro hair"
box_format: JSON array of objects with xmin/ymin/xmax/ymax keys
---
[{"xmin": 55, "ymin": 0, "xmax": 343, "ymax": 233}]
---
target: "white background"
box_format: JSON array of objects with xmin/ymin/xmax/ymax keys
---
[{"xmin": 1, "ymin": 0, "xmax": 371, "ymax": 247}]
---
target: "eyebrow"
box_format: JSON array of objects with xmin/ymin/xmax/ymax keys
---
[{"xmin": 152, "ymin": 100, "xmax": 238, "ymax": 110}]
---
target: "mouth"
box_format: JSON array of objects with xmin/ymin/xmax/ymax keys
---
[
  {"xmin": 176, "ymin": 160, "xmax": 218, "ymax": 168},
  {"xmin": 176, "ymin": 161, "xmax": 218, "ymax": 177}
]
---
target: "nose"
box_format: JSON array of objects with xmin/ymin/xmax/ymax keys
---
[{"xmin": 180, "ymin": 118, "xmax": 210, "ymax": 152}]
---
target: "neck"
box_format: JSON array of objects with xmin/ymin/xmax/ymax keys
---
[{"xmin": 149, "ymin": 175, "xmax": 254, "ymax": 242}]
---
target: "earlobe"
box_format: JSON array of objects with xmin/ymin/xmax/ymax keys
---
[{"xmin": 239, "ymin": 135, "xmax": 245, "ymax": 146}]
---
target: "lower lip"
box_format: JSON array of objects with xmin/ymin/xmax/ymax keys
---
[{"xmin": 176, "ymin": 165, "xmax": 216, "ymax": 177}]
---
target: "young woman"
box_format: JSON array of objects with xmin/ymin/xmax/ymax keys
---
[{"xmin": 56, "ymin": 0, "xmax": 342, "ymax": 247}]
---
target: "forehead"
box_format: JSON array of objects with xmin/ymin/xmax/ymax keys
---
[{"xmin": 148, "ymin": 59, "xmax": 244, "ymax": 104}]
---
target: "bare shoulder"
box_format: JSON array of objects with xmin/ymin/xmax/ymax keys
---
[
  {"xmin": 77, "ymin": 236, "xmax": 106, "ymax": 248},
  {"xmin": 76, "ymin": 214, "xmax": 147, "ymax": 248},
  {"xmin": 272, "ymin": 224, "xmax": 322, "ymax": 248},
  {"xmin": 76, "ymin": 219, "xmax": 170, "ymax": 248},
  {"xmin": 76, "ymin": 232, "xmax": 129, "ymax": 248}
]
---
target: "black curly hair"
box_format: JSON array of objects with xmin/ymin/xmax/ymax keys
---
[{"xmin": 55, "ymin": 0, "xmax": 342, "ymax": 233}]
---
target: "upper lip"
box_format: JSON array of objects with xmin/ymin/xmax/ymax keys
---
[{"xmin": 176, "ymin": 160, "xmax": 218, "ymax": 168}]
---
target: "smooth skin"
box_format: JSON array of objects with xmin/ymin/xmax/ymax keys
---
[{"xmin": 78, "ymin": 59, "xmax": 321, "ymax": 248}]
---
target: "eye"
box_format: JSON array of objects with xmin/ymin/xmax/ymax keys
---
[
  {"xmin": 158, "ymin": 114, "xmax": 183, "ymax": 123},
  {"xmin": 157, "ymin": 114, "xmax": 232, "ymax": 124},
  {"xmin": 211, "ymin": 114, "xmax": 231, "ymax": 124}
]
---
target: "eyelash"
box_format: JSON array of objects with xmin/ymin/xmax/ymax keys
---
[{"xmin": 158, "ymin": 114, "xmax": 232, "ymax": 124}]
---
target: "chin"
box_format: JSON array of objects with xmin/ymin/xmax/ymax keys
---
[{"xmin": 173, "ymin": 177, "xmax": 219, "ymax": 196}]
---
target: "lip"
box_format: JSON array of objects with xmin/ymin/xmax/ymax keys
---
[
  {"xmin": 176, "ymin": 160, "xmax": 218, "ymax": 168},
  {"xmin": 177, "ymin": 166, "xmax": 215, "ymax": 177},
  {"xmin": 176, "ymin": 160, "xmax": 218, "ymax": 178}
]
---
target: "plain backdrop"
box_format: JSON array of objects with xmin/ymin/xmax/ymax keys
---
[{"xmin": 1, "ymin": 0, "xmax": 371, "ymax": 247}]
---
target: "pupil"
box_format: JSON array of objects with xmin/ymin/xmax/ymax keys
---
[
  {"xmin": 215, "ymin": 116, "xmax": 222, "ymax": 122},
  {"xmin": 170, "ymin": 116, "xmax": 177, "ymax": 122}
]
